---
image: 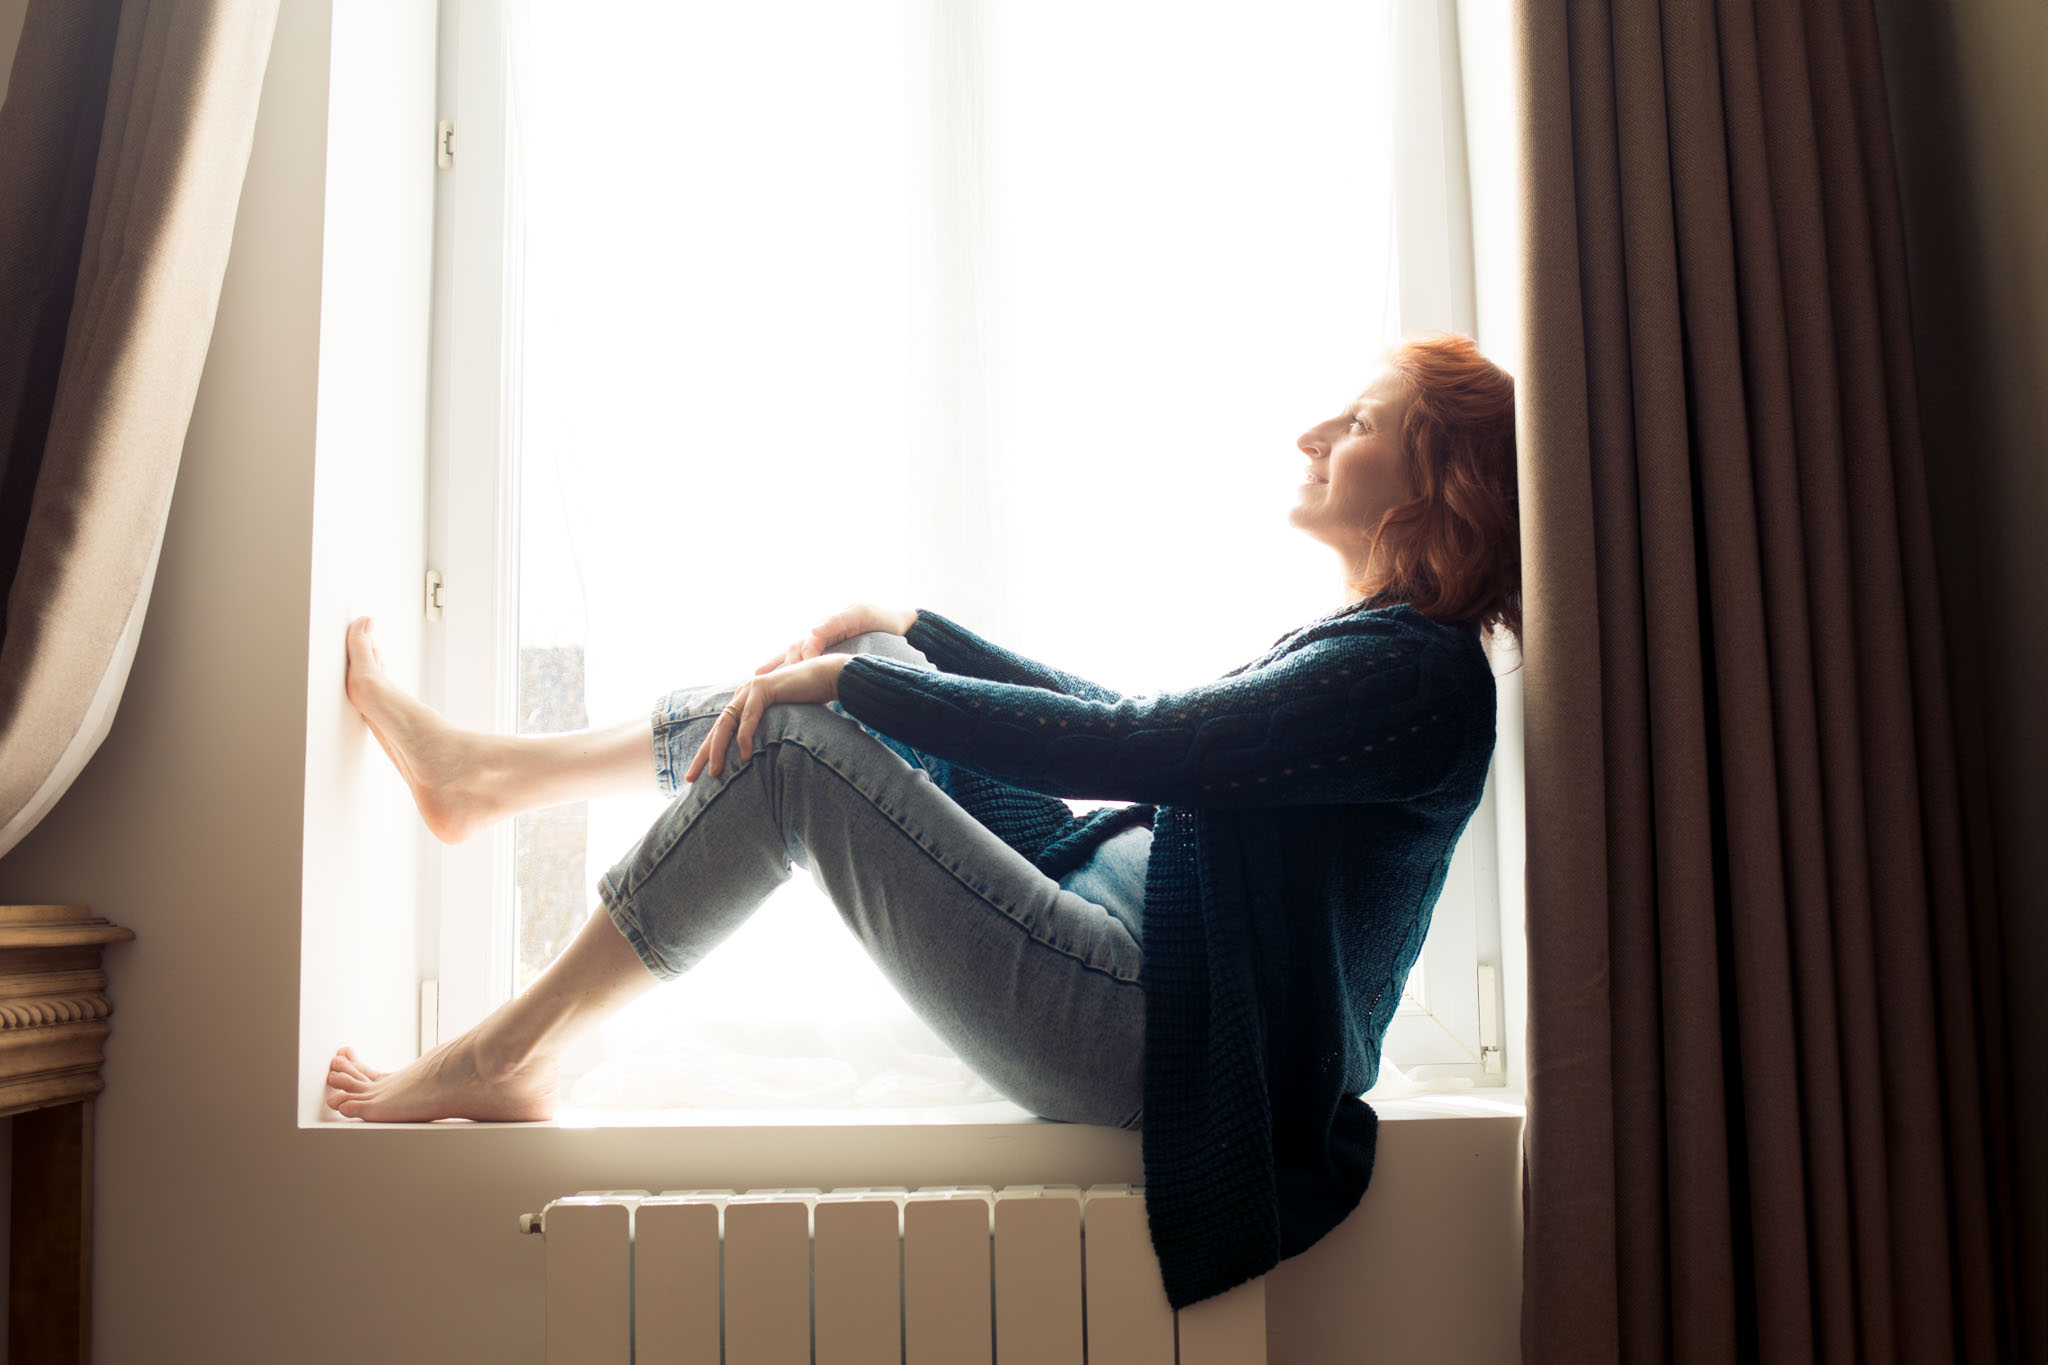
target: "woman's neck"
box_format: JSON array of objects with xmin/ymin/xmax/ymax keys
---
[
  {"xmin": 1342, "ymin": 571, "xmax": 1393, "ymax": 606},
  {"xmin": 1340, "ymin": 546, "xmax": 1392, "ymax": 605}
]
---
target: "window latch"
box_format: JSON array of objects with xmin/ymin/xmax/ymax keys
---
[
  {"xmin": 426, "ymin": 569, "xmax": 445, "ymax": 621},
  {"xmin": 1478, "ymin": 962, "xmax": 1503, "ymax": 1074},
  {"xmin": 436, "ymin": 119, "xmax": 454, "ymax": 170}
]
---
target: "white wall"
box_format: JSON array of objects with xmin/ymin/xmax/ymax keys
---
[
  {"xmin": 0, "ymin": 5, "xmax": 1522, "ymax": 1361},
  {"xmin": 295, "ymin": 0, "xmax": 436, "ymax": 1126}
]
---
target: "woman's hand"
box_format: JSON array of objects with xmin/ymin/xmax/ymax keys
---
[
  {"xmin": 685, "ymin": 654, "xmax": 855, "ymax": 784},
  {"xmin": 754, "ymin": 603, "xmax": 918, "ymax": 676}
]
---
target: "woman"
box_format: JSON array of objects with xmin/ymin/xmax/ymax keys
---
[{"xmin": 327, "ymin": 331, "xmax": 1519, "ymax": 1307}]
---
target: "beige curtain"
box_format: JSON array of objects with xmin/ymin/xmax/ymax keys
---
[
  {"xmin": 0, "ymin": 0, "xmax": 278, "ymax": 856},
  {"xmin": 1514, "ymin": 1, "xmax": 2016, "ymax": 1361}
]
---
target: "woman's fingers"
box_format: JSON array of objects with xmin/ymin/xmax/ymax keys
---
[
  {"xmin": 804, "ymin": 606, "xmax": 873, "ymax": 656},
  {"xmin": 682, "ymin": 657, "xmax": 847, "ymax": 785},
  {"xmin": 686, "ymin": 673, "xmax": 772, "ymax": 781},
  {"xmin": 773, "ymin": 603, "xmax": 904, "ymax": 671},
  {"xmin": 684, "ymin": 684, "xmax": 747, "ymax": 783},
  {"xmin": 682, "ymin": 722, "xmax": 714, "ymax": 783},
  {"xmin": 725, "ymin": 690, "xmax": 751, "ymax": 764},
  {"xmin": 725, "ymin": 677, "xmax": 780, "ymax": 768},
  {"xmin": 756, "ymin": 638, "xmax": 817, "ymax": 675},
  {"xmin": 734, "ymin": 692, "xmax": 764, "ymax": 761}
]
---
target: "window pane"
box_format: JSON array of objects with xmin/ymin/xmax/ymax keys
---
[
  {"xmin": 513, "ymin": 1, "xmax": 929, "ymax": 1097},
  {"xmin": 507, "ymin": 0, "xmax": 1410, "ymax": 1106},
  {"xmin": 983, "ymin": 1, "xmax": 1398, "ymax": 685}
]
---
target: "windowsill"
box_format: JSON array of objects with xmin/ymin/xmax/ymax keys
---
[
  {"xmin": 307, "ymin": 1089, "xmax": 1525, "ymax": 1132},
  {"xmin": 1368, "ymin": 1087, "xmax": 1526, "ymax": 1121}
]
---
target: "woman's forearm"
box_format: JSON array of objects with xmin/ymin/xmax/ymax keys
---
[{"xmin": 897, "ymin": 609, "xmax": 1125, "ymax": 704}]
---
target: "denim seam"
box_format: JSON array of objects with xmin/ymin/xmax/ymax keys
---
[
  {"xmin": 651, "ymin": 730, "xmax": 675, "ymax": 798},
  {"xmin": 598, "ymin": 874, "xmax": 685, "ymax": 980},
  {"xmin": 616, "ymin": 720, "xmax": 1143, "ymax": 990},
  {"xmin": 784, "ymin": 733, "xmax": 1145, "ymax": 988},
  {"xmin": 651, "ymin": 700, "xmax": 734, "ymax": 798}
]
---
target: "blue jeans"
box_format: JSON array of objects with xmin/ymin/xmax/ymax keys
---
[{"xmin": 598, "ymin": 632, "xmax": 1150, "ymax": 1129}]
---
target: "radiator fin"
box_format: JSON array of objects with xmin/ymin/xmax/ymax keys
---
[
  {"xmin": 995, "ymin": 1187, "xmax": 1084, "ymax": 1363},
  {"xmin": 725, "ymin": 1195, "xmax": 813, "ymax": 1363},
  {"xmin": 903, "ymin": 1189, "xmax": 994, "ymax": 1364},
  {"xmin": 532, "ymin": 1183, "xmax": 1265, "ymax": 1363},
  {"xmin": 636, "ymin": 1196, "xmax": 723, "ymax": 1363},
  {"xmin": 541, "ymin": 1198, "xmax": 632, "ymax": 1365},
  {"xmin": 813, "ymin": 1192, "xmax": 901, "ymax": 1365},
  {"xmin": 1082, "ymin": 1185, "xmax": 1178, "ymax": 1364}
]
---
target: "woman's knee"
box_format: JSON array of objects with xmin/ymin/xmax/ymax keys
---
[
  {"xmin": 746, "ymin": 702, "xmax": 912, "ymax": 804},
  {"xmin": 755, "ymin": 699, "xmax": 863, "ymax": 749},
  {"xmin": 829, "ymin": 631, "xmax": 934, "ymax": 670}
]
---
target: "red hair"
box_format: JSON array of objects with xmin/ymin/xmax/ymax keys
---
[{"xmin": 1360, "ymin": 333, "xmax": 1520, "ymax": 644}]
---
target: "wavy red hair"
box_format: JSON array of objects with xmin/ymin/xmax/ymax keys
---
[{"xmin": 1358, "ymin": 333, "xmax": 1521, "ymax": 644}]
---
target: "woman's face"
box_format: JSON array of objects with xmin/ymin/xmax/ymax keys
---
[{"xmin": 1289, "ymin": 369, "xmax": 1418, "ymax": 576}]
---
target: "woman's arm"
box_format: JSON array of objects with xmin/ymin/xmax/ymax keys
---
[
  {"xmin": 758, "ymin": 603, "xmax": 921, "ymax": 675},
  {"xmin": 762, "ymin": 603, "xmax": 1125, "ymax": 703},
  {"xmin": 836, "ymin": 619, "xmax": 1489, "ymax": 808},
  {"xmin": 898, "ymin": 610, "xmax": 1127, "ymax": 705}
]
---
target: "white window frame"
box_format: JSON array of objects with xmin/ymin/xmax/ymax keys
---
[
  {"xmin": 422, "ymin": 0, "xmax": 1522, "ymax": 1094},
  {"xmin": 1372, "ymin": 0, "xmax": 1515, "ymax": 1088},
  {"xmin": 425, "ymin": 0, "xmax": 524, "ymax": 1039}
]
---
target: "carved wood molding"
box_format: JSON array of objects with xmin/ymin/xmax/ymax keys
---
[
  {"xmin": 0, "ymin": 995, "xmax": 111, "ymax": 1028},
  {"xmin": 0, "ymin": 906, "xmax": 132, "ymax": 1121}
]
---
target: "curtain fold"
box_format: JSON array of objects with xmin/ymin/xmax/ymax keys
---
[
  {"xmin": 1515, "ymin": 1, "xmax": 2014, "ymax": 1361},
  {"xmin": 0, "ymin": 0, "xmax": 278, "ymax": 857}
]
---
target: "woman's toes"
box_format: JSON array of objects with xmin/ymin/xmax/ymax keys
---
[
  {"xmin": 345, "ymin": 619, "xmax": 375, "ymax": 670},
  {"xmin": 341, "ymin": 621, "xmax": 489, "ymax": 846},
  {"xmin": 340, "ymin": 1046, "xmax": 388, "ymax": 1081}
]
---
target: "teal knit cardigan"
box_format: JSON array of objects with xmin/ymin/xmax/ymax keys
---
[{"xmin": 834, "ymin": 601, "xmax": 1497, "ymax": 1307}]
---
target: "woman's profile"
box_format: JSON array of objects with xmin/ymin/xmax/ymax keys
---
[{"xmin": 326, "ymin": 330, "xmax": 1520, "ymax": 1306}]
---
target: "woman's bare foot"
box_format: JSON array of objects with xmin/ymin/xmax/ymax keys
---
[
  {"xmin": 325, "ymin": 1039, "xmax": 558, "ymax": 1123},
  {"xmin": 345, "ymin": 617, "xmax": 502, "ymax": 843}
]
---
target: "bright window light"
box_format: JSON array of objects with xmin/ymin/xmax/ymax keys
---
[{"xmin": 503, "ymin": 0, "xmax": 1407, "ymax": 1111}]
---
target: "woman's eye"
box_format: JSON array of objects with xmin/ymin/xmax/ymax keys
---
[{"xmin": 1348, "ymin": 417, "xmax": 1367, "ymax": 433}]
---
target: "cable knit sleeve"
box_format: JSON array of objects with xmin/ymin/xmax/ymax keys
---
[
  {"xmin": 903, "ymin": 609, "xmax": 1126, "ymax": 704},
  {"xmin": 838, "ymin": 617, "xmax": 1485, "ymax": 808}
]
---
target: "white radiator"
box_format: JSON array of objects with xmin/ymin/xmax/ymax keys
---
[{"xmin": 523, "ymin": 1183, "xmax": 1266, "ymax": 1364}]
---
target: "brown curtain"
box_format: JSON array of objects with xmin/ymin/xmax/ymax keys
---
[
  {"xmin": 1514, "ymin": 2, "xmax": 2016, "ymax": 1362},
  {"xmin": 0, "ymin": 0, "xmax": 278, "ymax": 856}
]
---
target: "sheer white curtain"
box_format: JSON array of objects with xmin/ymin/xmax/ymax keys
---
[{"xmin": 507, "ymin": 0, "xmax": 1405, "ymax": 1114}]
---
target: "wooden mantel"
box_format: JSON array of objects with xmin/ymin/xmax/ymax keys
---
[{"xmin": 1, "ymin": 904, "xmax": 133, "ymax": 1365}]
